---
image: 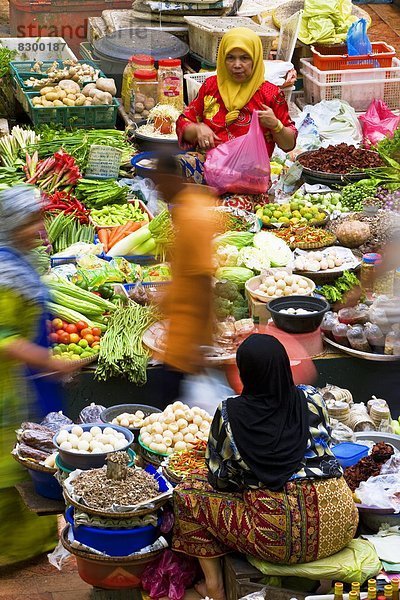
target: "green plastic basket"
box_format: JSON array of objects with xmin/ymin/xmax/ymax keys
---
[
  {"xmin": 10, "ymin": 59, "xmax": 102, "ymax": 91},
  {"xmin": 26, "ymin": 92, "xmax": 119, "ymax": 128}
]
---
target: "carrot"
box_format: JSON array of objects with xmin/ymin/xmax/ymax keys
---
[
  {"xmin": 97, "ymin": 228, "xmax": 110, "ymax": 253},
  {"xmin": 109, "ymin": 221, "xmax": 142, "ymax": 249},
  {"xmin": 108, "ymin": 221, "xmax": 133, "ymax": 248}
]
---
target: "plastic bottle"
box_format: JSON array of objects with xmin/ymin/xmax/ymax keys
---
[
  {"xmin": 158, "ymin": 58, "xmax": 184, "ymax": 111},
  {"xmin": 361, "ymin": 253, "xmax": 381, "ymax": 295},
  {"xmin": 334, "ymin": 582, "xmax": 344, "ymax": 600},
  {"xmin": 122, "ymin": 54, "xmax": 155, "ymax": 113},
  {"xmin": 365, "ymin": 323, "xmax": 385, "ymax": 354},
  {"xmin": 352, "ymin": 582, "xmax": 361, "ymax": 600},
  {"xmin": 347, "ymin": 325, "xmax": 371, "ymax": 352},
  {"xmin": 332, "ymin": 323, "xmax": 350, "ymax": 346}
]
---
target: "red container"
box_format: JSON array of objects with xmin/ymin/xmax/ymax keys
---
[
  {"xmin": 311, "ymin": 41, "xmax": 396, "ymax": 71},
  {"xmin": 9, "ymin": 0, "xmax": 133, "ymax": 57}
]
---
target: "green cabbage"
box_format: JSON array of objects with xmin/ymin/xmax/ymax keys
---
[
  {"xmin": 214, "ymin": 231, "xmax": 254, "ymax": 249},
  {"xmin": 238, "ymin": 247, "xmax": 270, "ymax": 272},
  {"xmin": 253, "ymin": 231, "xmax": 292, "ymax": 267},
  {"xmin": 215, "ymin": 267, "xmax": 254, "ymax": 288}
]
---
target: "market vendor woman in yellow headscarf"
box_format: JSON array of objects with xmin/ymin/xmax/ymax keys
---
[{"xmin": 176, "ymin": 28, "xmax": 297, "ymax": 156}]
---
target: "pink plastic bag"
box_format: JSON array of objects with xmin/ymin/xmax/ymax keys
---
[
  {"xmin": 204, "ymin": 111, "xmax": 271, "ymax": 195},
  {"xmin": 141, "ymin": 549, "xmax": 199, "ymax": 600},
  {"xmin": 359, "ymin": 99, "xmax": 400, "ymax": 146}
]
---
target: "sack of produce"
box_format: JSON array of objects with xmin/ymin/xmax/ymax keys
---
[
  {"xmin": 204, "ymin": 113, "xmax": 270, "ymax": 195},
  {"xmin": 336, "ymin": 220, "xmax": 370, "ymax": 248}
]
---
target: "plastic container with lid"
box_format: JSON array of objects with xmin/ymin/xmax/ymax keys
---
[
  {"xmin": 332, "ymin": 441, "xmax": 369, "ymax": 468},
  {"xmin": 130, "ymin": 69, "xmax": 158, "ymax": 123},
  {"xmin": 122, "ymin": 54, "xmax": 156, "ymax": 113},
  {"xmin": 158, "ymin": 58, "xmax": 183, "ymax": 112},
  {"xmin": 361, "ymin": 253, "xmax": 382, "ymax": 295}
]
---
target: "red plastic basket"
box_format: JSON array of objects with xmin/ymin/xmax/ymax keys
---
[{"xmin": 311, "ymin": 41, "xmax": 396, "ymax": 71}]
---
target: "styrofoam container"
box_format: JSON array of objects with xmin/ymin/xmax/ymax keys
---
[{"xmin": 0, "ymin": 37, "xmax": 76, "ymax": 61}]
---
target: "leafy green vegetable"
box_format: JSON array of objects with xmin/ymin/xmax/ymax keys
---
[
  {"xmin": 0, "ymin": 46, "xmax": 17, "ymax": 78},
  {"xmin": 238, "ymin": 247, "xmax": 270, "ymax": 272},
  {"xmin": 215, "ymin": 267, "xmax": 254, "ymax": 289},
  {"xmin": 214, "ymin": 231, "xmax": 254, "ymax": 249},
  {"xmin": 318, "ymin": 271, "xmax": 360, "ymax": 303},
  {"xmin": 253, "ymin": 231, "xmax": 292, "ymax": 267}
]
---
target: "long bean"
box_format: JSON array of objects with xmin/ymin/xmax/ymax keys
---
[{"xmin": 95, "ymin": 302, "xmax": 159, "ymax": 385}]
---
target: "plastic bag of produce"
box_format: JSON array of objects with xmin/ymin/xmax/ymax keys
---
[
  {"xmin": 204, "ymin": 113, "xmax": 270, "ymax": 195},
  {"xmin": 357, "ymin": 474, "xmax": 400, "ymax": 512},
  {"xmin": 141, "ymin": 549, "xmax": 198, "ymax": 600},
  {"xmin": 78, "ymin": 403, "xmax": 106, "ymax": 424},
  {"xmin": 347, "ymin": 18, "xmax": 372, "ymax": 56},
  {"xmin": 40, "ymin": 411, "xmax": 72, "ymax": 432},
  {"xmin": 359, "ymin": 100, "xmax": 400, "ymax": 147},
  {"xmin": 249, "ymin": 539, "xmax": 380, "ymax": 584}
]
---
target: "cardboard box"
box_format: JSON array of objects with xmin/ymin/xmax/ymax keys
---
[{"xmin": 246, "ymin": 293, "xmax": 271, "ymax": 325}]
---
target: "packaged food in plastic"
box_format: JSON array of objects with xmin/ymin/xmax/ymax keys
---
[
  {"xmin": 365, "ymin": 323, "xmax": 385, "ymax": 354},
  {"xmin": 78, "ymin": 403, "xmax": 107, "ymax": 424},
  {"xmin": 141, "ymin": 549, "xmax": 198, "ymax": 600},
  {"xmin": 19, "ymin": 429, "xmax": 54, "ymax": 452},
  {"xmin": 20, "ymin": 422, "xmax": 54, "ymax": 434},
  {"xmin": 332, "ymin": 322, "xmax": 350, "ymax": 346},
  {"xmin": 338, "ymin": 306, "xmax": 369, "ymax": 326},
  {"xmin": 40, "ymin": 411, "xmax": 73, "ymax": 432},
  {"xmin": 18, "ymin": 442, "xmax": 50, "ymax": 462},
  {"xmin": 384, "ymin": 327, "xmax": 400, "ymax": 355},
  {"xmin": 347, "ymin": 326, "xmax": 371, "ymax": 353},
  {"xmin": 321, "ymin": 311, "xmax": 339, "ymax": 339}
]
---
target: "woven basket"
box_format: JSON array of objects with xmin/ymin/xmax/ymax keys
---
[
  {"xmin": 293, "ymin": 232, "xmax": 337, "ymax": 250},
  {"xmin": 12, "ymin": 449, "xmax": 56, "ymax": 474},
  {"xmin": 184, "ymin": 16, "xmax": 277, "ymax": 64}
]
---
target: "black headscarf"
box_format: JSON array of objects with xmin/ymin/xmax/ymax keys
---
[{"xmin": 226, "ymin": 334, "xmax": 310, "ymax": 491}]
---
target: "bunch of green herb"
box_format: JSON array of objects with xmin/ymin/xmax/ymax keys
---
[{"xmin": 318, "ymin": 271, "xmax": 360, "ymax": 303}]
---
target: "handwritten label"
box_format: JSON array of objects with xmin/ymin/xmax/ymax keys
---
[{"xmin": 85, "ymin": 145, "xmax": 122, "ymax": 180}]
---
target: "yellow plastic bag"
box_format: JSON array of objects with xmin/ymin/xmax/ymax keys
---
[
  {"xmin": 299, "ymin": 0, "xmax": 356, "ymax": 45},
  {"xmin": 248, "ymin": 539, "xmax": 381, "ymax": 584}
]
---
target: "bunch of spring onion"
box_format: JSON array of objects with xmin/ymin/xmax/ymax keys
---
[
  {"xmin": 107, "ymin": 209, "xmax": 174, "ymax": 260},
  {"xmin": 95, "ymin": 301, "xmax": 159, "ymax": 384},
  {"xmin": 0, "ymin": 126, "xmax": 37, "ymax": 167},
  {"xmin": 45, "ymin": 212, "xmax": 94, "ymax": 253}
]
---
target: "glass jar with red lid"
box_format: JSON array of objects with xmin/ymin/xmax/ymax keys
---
[
  {"xmin": 131, "ymin": 69, "xmax": 158, "ymax": 122},
  {"xmin": 158, "ymin": 58, "xmax": 183, "ymax": 111},
  {"xmin": 122, "ymin": 54, "xmax": 156, "ymax": 113}
]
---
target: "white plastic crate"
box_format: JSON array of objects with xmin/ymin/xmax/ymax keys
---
[
  {"xmin": 185, "ymin": 71, "xmax": 294, "ymax": 104},
  {"xmin": 302, "ymin": 70, "xmax": 400, "ymax": 112},
  {"xmin": 0, "ymin": 37, "xmax": 76, "ymax": 61},
  {"xmin": 184, "ymin": 17, "xmax": 277, "ymax": 65},
  {"xmin": 301, "ymin": 56, "xmax": 400, "ymax": 85}
]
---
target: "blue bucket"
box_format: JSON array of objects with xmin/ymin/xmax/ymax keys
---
[
  {"xmin": 28, "ymin": 468, "xmax": 63, "ymax": 501},
  {"xmin": 65, "ymin": 507, "xmax": 160, "ymax": 556}
]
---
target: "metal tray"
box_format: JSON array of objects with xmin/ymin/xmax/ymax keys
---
[
  {"xmin": 323, "ymin": 335, "xmax": 400, "ymax": 361},
  {"xmin": 296, "ymin": 150, "xmax": 381, "ymax": 185}
]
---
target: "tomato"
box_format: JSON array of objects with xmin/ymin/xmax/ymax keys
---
[
  {"xmin": 93, "ymin": 335, "xmax": 101, "ymax": 343},
  {"xmin": 69, "ymin": 333, "xmax": 80, "ymax": 344},
  {"xmin": 62, "ymin": 321, "xmax": 69, "ymax": 330},
  {"xmin": 49, "ymin": 332, "xmax": 59, "ymax": 344},
  {"xmin": 52, "ymin": 318, "xmax": 63, "ymax": 330},
  {"xmin": 76, "ymin": 320, "xmax": 88, "ymax": 331},
  {"xmin": 59, "ymin": 332, "xmax": 70, "ymax": 345},
  {"xmin": 65, "ymin": 324, "xmax": 78, "ymax": 334},
  {"xmin": 92, "ymin": 327, "xmax": 102, "ymax": 337},
  {"xmin": 56, "ymin": 329, "xmax": 65, "ymax": 338},
  {"xmin": 84, "ymin": 334, "xmax": 95, "ymax": 345},
  {"xmin": 80, "ymin": 328, "xmax": 92, "ymax": 337}
]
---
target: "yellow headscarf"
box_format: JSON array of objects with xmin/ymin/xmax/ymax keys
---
[{"xmin": 217, "ymin": 27, "xmax": 265, "ymax": 125}]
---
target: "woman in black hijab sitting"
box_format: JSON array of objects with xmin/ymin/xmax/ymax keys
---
[{"xmin": 172, "ymin": 334, "xmax": 358, "ymax": 600}]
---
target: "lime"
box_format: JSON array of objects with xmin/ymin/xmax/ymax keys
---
[
  {"xmin": 273, "ymin": 210, "xmax": 282, "ymax": 219},
  {"xmin": 78, "ymin": 339, "xmax": 89, "ymax": 349},
  {"xmin": 53, "ymin": 346, "xmax": 62, "ymax": 356},
  {"xmin": 279, "ymin": 216, "xmax": 290, "ymax": 223}
]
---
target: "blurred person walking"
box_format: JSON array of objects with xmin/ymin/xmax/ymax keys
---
[
  {"xmin": 0, "ymin": 186, "xmax": 80, "ymax": 566},
  {"xmin": 154, "ymin": 157, "xmax": 218, "ymax": 408}
]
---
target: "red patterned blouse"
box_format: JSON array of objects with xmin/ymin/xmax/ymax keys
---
[{"xmin": 176, "ymin": 75, "xmax": 297, "ymax": 157}]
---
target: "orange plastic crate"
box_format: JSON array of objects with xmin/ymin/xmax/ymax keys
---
[{"xmin": 311, "ymin": 41, "xmax": 396, "ymax": 71}]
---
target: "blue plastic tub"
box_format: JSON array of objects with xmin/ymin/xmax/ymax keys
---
[
  {"xmin": 65, "ymin": 507, "xmax": 160, "ymax": 556},
  {"xmin": 332, "ymin": 442, "xmax": 369, "ymax": 468},
  {"xmin": 28, "ymin": 468, "xmax": 63, "ymax": 501}
]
